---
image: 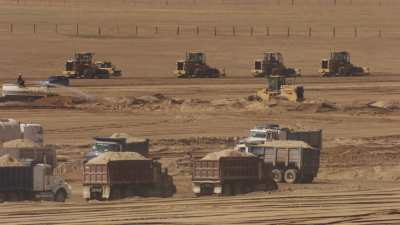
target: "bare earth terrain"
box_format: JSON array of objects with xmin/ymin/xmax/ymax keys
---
[{"xmin": 0, "ymin": 0, "xmax": 400, "ymax": 224}]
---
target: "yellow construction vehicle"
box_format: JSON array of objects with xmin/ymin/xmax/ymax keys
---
[
  {"xmin": 256, "ymin": 75, "xmax": 304, "ymax": 102},
  {"xmin": 251, "ymin": 52, "xmax": 300, "ymax": 78},
  {"xmin": 319, "ymin": 51, "xmax": 369, "ymax": 77}
]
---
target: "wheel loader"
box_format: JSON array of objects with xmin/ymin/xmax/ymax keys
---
[
  {"xmin": 174, "ymin": 52, "xmax": 225, "ymax": 78},
  {"xmin": 256, "ymin": 75, "xmax": 304, "ymax": 102},
  {"xmin": 251, "ymin": 52, "xmax": 300, "ymax": 78},
  {"xmin": 319, "ymin": 51, "xmax": 369, "ymax": 77}
]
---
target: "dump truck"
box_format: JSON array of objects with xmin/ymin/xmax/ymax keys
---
[
  {"xmin": 192, "ymin": 149, "xmax": 277, "ymax": 196},
  {"xmin": 63, "ymin": 52, "xmax": 121, "ymax": 79},
  {"xmin": 319, "ymin": 51, "xmax": 369, "ymax": 77},
  {"xmin": 243, "ymin": 140, "xmax": 320, "ymax": 184},
  {"xmin": 84, "ymin": 135, "xmax": 149, "ymax": 162},
  {"xmin": 252, "ymin": 52, "xmax": 300, "ymax": 78},
  {"xmin": 83, "ymin": 152, "xmax": 175, "ymax": 200},
  {"xmin": 174, "ymin": 52, "xmax": 225, "ymax": 78},
  {"xmin": 256, "ymin": 75, "xmax": 304, "ymax": 102},
  {"xmin": 0, "ymin": 119, "xmax": 44, "ymax": 146},
  {"xmin": 0, "ymin": 160, "xmax": 71, "ymax": 202}
]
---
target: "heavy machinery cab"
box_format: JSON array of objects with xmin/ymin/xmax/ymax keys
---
[
  {"xmin": 75, "ymin": 52, "xmax": 94, "ymax": 65},
  {"xmin": 176, "ymin": 60, "xmax": 185, "ymax": 70},
  {"xmin": 254, "ymin": 60, "xmax": 263, "ymax": 70},
  {"xmin": 264, "ymin": 52, "xmax": 284, "ymax": 65},
  {"xmin": 321, "ymin": 59, "xmax": 329, "ymax": 69},
  {"xmin": 267, "ymin": 75, "xmax": 286, "ymax": 92},
  {"xmin": 331, "ymin": 51, "xmax": 350, "ymax": 64},
  {"xmin": 65, "ymin": 60, "xmax": 75, "ymax": 72},
  {"xmin": 186, "ymin": 52, "xmax": 206, "ymax": 64}
]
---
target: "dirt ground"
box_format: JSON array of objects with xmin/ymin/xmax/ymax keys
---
[{"xmin": 1, "ymin": 1, "xmax": 400, "ymax": 224}]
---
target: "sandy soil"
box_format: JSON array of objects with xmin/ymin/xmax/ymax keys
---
[{"xmin": 1, "ymin": 1, "xmax": 400, "ymax": 224}]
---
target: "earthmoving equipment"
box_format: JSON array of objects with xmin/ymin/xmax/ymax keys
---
[
  {"xmin": 175, "ymin": 52, "xmax": 225, "ymax": 78},
  {"xmin": 256, "ymin": 75, "xmax": 304, "ymax": 102},
  {"xmin": 192, "ymin": 152, "xmax": 276, "ymax": 196},
  {"xmin": 0, "ymin": 163, "xmax": 71, "ymax": 202},
  {"xmin": 252, "ymin": 52, "xmax": 300, "ymax": 77},
  {"xmin": 95, "ymin": 61, "xmax": 122, "ymax": 77},
  {"xmin": 84, "ymin": 136, "xmax": 149, "ymax": 162},
  {"xmin": 83, "ymin": 152, "xmax": 175, "ymax": 200},
  {"xmin": 243, "ymin": 140, "xmax": 320, "ymax": 184},
  {"xmin": 63, "ymin": 52, "xmax": 121, "ymax": 79},
  {"xmin": 319, "ymin": 51, "xmax": 369, "ymax": 77}
]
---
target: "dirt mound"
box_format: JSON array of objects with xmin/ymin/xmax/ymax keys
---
[
  {"xmin": 33, "ymin": 96, "xmax": 88, "ymax": 107},
  {"xmin": 3, "ymin": 139, "xmax": 40, "ymax": 148},
  {"xmin": 86, "ymin": 152, "xmax": 148, "ymax": 165},
  {"xmin": 201, "ymin": 149, "xmax": 255, "ymax": 160},
  {"xmin": 0, "ymin": 154, "xmax": 23, "ymax": 166}
]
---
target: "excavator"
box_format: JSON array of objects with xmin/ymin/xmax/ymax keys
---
[
  {"xmin": 319, "ymin": 51, "xmax": 369, "ymax": 77},
  {"xmin": 174, "ymin": 52, "xmax": 225, "ymax": 78},
  {"xmin": 251, "ymin": 52, "xmax": 300, "ymax": 78},
  {"xmin": 256, "ymin": 75, "xmax": 304, "ymax": 102}
]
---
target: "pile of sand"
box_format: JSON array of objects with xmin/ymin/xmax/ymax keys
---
[
  {"xmin": 3, "ymin": 139, "xmax": 40, "ymax": 148},
  {"xmin": 201, "ymin": 149, "xmax": 255, "ymax": 161},
  {"xmin": 0, "ymin": 154, "xmax": 23, "ymax": 166},
  {"xmin": 86, "ymin": 152, "xmax": 148, "ymax": 165}
]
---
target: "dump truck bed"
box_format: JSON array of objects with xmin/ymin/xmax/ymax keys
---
[
  {"xmin": 0, "ymin": 166, "xmax": 33, "ymax": 191},
  {"xmin": 192, "ymin": 157, "xmax": 263, "ymax": 182},
  {"xmin": 83, "ymin": 160, "xmax": 154, "ymax": 185}
]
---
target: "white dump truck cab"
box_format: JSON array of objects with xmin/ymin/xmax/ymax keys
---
[
  {"xmin": 236, "ymin": 124, "xmax": 282, "ymax": 151},
  {"xmin": 33, "ymin": 164, "xmax": 71, "ymax": 202}
]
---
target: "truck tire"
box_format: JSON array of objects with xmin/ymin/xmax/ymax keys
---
[
  {"xmin": 54, "ymin": 189, "xmax": 67, "ymax": 202},
  {"xmin": 272, "ymin": 169, "xmax": 283, "ymax": 183},
  {"xmin": 284, "ymin": 169, "xmax": 298, "ymax": 184}
]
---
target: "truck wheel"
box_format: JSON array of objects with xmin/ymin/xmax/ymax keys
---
[
  {"xmin": 54, "ymin": 190, "xmax": 67, "ymax": 202},
  {"xmin": 272, "ymin": 169, "xmax": 283, "ymax": 183},
  {"xmin": 284, "ymin": 169, "xmax": 298, "ymax": 184}
]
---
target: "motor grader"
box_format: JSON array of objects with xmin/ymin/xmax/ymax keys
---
[
  {"xmin": 256, "ymin": 75, "xmax": 304, "ymax": 102},
  {"xmin": 174, "ymin": 52, "xmax": 225, "ymax": 78},
  {"xmin": 251, "ymin": 52, "xmax": 300, "ymax": 78},
  {"xmin": 319, "ymin": 51, "xmax": 369, "ymax": 77},
  {"xmin": 63, "ymin": 52, "xmax": 121, "ymax": 79}
]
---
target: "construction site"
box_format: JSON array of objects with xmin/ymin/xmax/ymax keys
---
[{"xmin": 0, "ymin": 0, "xmax": 400, "ymax": 224}]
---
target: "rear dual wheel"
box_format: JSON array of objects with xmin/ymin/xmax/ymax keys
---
[{"xmin": 284, "ymin": 169, "xmax": 298, "ymax": 184}]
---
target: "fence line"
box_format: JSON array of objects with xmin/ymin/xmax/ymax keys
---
[
  {"xmin": 0, "ymin": 23, "xmax": 392, "ymax": 39},
  {"xmin": 0, "ymin": 0, "xmax": 392, "ymax": 8}
]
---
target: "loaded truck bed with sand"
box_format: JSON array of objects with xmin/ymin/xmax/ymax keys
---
[
  {"xmin": 192, "ymin": 149, "xmax": 277, "ymax": 196},
  {"xmin": 83, "ymin": 152, "xmax": 175, "ymax": 201}
]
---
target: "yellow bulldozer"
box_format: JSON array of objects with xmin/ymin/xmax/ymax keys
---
[{"xmin": 256, "ymin": 75, "xmax": 304, "ymax": 102}]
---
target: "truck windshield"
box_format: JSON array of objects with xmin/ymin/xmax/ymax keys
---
[
  {"xmin": 92, "ymin": 143, "xmax": 120, "ymax": 152},
  {"xmin": 250, "ymin": 131, "xmax": 266, "ymax": 138}
]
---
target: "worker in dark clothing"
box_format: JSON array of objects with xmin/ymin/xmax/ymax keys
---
[{"xmin": 16, "ymin": 74, "xmax": 25, "ymax": 87}]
